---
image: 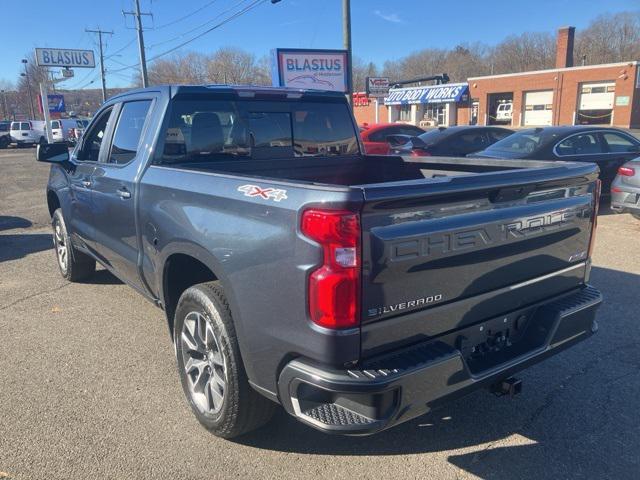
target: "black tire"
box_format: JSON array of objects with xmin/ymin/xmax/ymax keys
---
[
  {"xmin": 0, "ymin": 136, "xmax": 9, "ymax": 149},
  {"xmin": 174, "ymin": 281, "xmax": 276, "ymax": 438},
  {"xmin": 52, "ymin": 208, "xmax": 96, "ymax": 282}
]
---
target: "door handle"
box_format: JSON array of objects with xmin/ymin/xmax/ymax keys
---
[
  {"xmin": 117, "ymin": 188, "xmax": 131, "ymax": 199},
  {"xmin": 81, "ymin": 180, "xmax": 92, "ymax": 188}
]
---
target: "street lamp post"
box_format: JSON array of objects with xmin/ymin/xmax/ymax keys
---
[{"xmin": 21, "ymin": 59, "xmax": 36, "ymax": 120}]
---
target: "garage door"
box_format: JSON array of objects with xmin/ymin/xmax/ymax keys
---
[
  {"xmin": 523, "ymin": 90, "xmax": 553, "ymax": 126},
  {"xmin": 579, "ymin": 82, "xmax": 615, "ymax": 110},
  {"xmin": 577, "ymin": 82, "xmax": 615, "ymax": 125}
]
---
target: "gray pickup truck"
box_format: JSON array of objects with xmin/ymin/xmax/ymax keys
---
[{"xmin": 37, "ymin": 85, "xmax": 602, "ymax": 439}]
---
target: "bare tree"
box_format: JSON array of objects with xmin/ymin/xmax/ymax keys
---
[
  {"xmin": 490, "ymin": 32, "xmax": 556, "ymax": 74},
  {"xmin": 352, "ymin": 58, "xmax": 378, "ymax": 92},
  {"xmin": 575, "ymin": 12, "xmax": 640, "ymax": 65}
]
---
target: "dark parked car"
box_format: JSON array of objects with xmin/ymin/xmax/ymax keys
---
[
  {"xmin": 359, "ymin": 123, "xmax": 425, "ymax": 154},
  {"xmin": 389, "ymin": 126, "xmax": 514, "ymax": 157},
  {"xmin": 471, "ymin": 126, "xmax": 640, "ymax": 193},
  {"xmin": 611, "ymin": 158, "xmax": 640, "ymax": 219},
  {"xmin": 38, "ymin": 85, "xmax": 601, "ymax": 438}
]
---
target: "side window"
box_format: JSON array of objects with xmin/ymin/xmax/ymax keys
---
[
  {"xmin": 602, "ymin": 132, "xmax": 640, "ymax": 153},
  {"xmin": 556, "ymin": 133, "xmax": 604, "ymax": 156},
  {"xmin": 397, "ymin": 126, "xmax": 423, "ymax": 137},
  {"xmin": 453, "ymin": 132, "xmax": 488, "ymax": 153},
  {"xmin": 77, "ymin": 108, "xmax": 113, "ymax": 162},
  {"xmin": 367, "ymin": 129, "xmax": 389, "ymax": 142},
  {"xmin": 488, "ymin": 130, "xmax": 512, "ymax": 142},
  {"xmin": 108, "ymin": 100, "xmax": 152, "ymax": 164}
]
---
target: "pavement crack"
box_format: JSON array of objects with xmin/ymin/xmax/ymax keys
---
[{"xmin": 0, "ymin": 282, "xmax": 70, "ymax": 312}]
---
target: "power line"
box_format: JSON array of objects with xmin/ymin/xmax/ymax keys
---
[
  {"xmin": 147, "ymin": 0, "xmax": 252, "ymax": 49},
  {"xmin": 110, "ymin": 0, "xmax": 266, "ymax": 75},
  {"xmin": 153, "ymin": 0, "xmax": 220, "ymax": 29},
  {"xmin": 104, "ymin": 38, "xmax": 137, "ymax": 59}
]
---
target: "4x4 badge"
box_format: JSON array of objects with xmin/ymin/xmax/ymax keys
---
[{"xmin": 237, "ymin": 184, "xmax": 288, "ymax": 202}]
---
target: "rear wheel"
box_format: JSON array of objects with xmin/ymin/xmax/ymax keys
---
[
  {"xmin": 0, "ymin": 136, "xmax": 9, "ymax": 149},
  {"xmin": 52, "ymin": 208, "xmax": 95, "ymax": 281},
  {"xmin": 174, "ymin": 281, "xmax": 276, "ymax": 438}
]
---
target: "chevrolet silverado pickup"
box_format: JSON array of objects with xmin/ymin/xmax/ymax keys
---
[{"xmin": 37, "ymin": 85, "xmax": 602, "ymax": 439}]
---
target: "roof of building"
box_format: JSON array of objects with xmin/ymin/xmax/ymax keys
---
[{"xmin": 468, "ymin": 61, "xmax": 638, "ymax": 81}]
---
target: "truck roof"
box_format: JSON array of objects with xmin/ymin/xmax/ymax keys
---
[{"xmin": 108, "ymin": 84, "xmax": 346, "ymax": 102}]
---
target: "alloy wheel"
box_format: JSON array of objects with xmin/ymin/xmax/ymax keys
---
[
  {"xmin": 180, "ymin": 311, "xmax": 227, "ymax": 414},
  {"xmin": 54, "ymin": 220, "xmax": 68, "ymax": 272}
]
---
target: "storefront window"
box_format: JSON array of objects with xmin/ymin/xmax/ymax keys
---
[
  {"xmin": 399, "ymin": 104, "xmax": 412, "ymax": 122},
  {"xmin": 423, "ymin": 104, "xmax": 446, "ymax": 126}
]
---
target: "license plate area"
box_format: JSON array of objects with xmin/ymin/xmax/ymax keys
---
[{"xmin": 454, "ymin": 307, "xmax": 548, "ymax": 374}]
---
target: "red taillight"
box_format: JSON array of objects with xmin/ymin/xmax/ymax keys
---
[
  {"xmin": 301, "ymin": 209, "xmax": 361, "ymax": 329},
  {"xmin": 410, "ymin": 149, "xmax": 431, "ymax": 157},
  {"xmin": 618, "ymin": 166, "xmax": 635, "ymax": 176},
  {"xmin": 588, "ymin": 179, "xmax": 601, "ymax": 258}
]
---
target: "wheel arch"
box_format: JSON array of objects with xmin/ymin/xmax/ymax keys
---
[{"xmin": 47, "ymin": 189, "xmax": 61, "ymax": 217}]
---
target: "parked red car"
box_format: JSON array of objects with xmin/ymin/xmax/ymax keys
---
[{"xmin": 359, "ymin": 123, "xmax": 425, "ymax": 154}]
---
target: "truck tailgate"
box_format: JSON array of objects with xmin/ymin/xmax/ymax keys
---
[{"xmin": 357, "ymin": 162, "xmax": 599, "ymax": 357}]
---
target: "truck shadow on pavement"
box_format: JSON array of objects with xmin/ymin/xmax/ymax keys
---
[
  {"xmin": 0, "ymin": 233, "xmax": 52, "ymax": 262},
  {"xmin": 0, "ymin": 215, "xmax": 33, "ymax": 231},
  {"xmin": 238, "ymin": 265, "xmax": 640, "ymax": 479}
]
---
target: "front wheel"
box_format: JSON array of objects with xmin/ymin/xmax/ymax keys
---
[
  {"xmin": 174, "ymin": 281, "xmax": 276, "ymax": 438},
  {"xmin": 0, "ymin": 136, "xmax": 9, "ymax": 149},
  {"xmin": 52, "ymin": 209, "xmax": 96, "ymax": 281}
]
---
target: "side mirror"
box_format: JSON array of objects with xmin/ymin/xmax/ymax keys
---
[{"xmin": 36, "ymin": 142, "xmax": 70, "ymax": 164}]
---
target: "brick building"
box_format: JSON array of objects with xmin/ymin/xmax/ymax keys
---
[{"xmin": 353, "ymin": 26, "xmax": 640, "ymax": 129}]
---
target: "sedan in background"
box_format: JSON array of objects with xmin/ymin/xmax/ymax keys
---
[
  {"xmin": 390, "ymin": 126, "xmax": 513, "ymax": 157},
  {"xmin": 471, "ymin": 126, "xmax": 640, "ymax": 193},
  {"xmin": 360, "ymin": 123, "xmax": 425, "ymax": 154},
  {"xmin": 611, "ymin": 159, "xmax": 640, "ymax": 219}
]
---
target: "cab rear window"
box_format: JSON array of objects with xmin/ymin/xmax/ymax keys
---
[{"xmin": 154, "ymin": 97, "xmax": 359, "ymax": 165}]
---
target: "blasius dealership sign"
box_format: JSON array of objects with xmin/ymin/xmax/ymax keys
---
[
  {"xmin": 385, "ymin": 83, "xmax": 469, "ymax": 105},
  {"xmin": 35, "ymin": 48, "xmax": 95, "ymax": 68},
  {"xmin": 271, "ymin": 48, "xmax": 349, "ymax": 93}
]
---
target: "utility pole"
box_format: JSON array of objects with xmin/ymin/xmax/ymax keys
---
[
  {"xmin": 342, "ymin": 0, "xmax": 353, "ymax": 106},
  {"xmin": 85, "ymin": 28, "xmax": 114, "ymax": 103},
  {"xmin": 20, "ymin": 59, "xmax": 36, "ymax": 119},
  {"xmin": 123, "ymin": 0, "xmax": 151, "ymax": 88},
  {"xmin": 0, "ymin": 90, "xmax": 7, "ymax": 120}
]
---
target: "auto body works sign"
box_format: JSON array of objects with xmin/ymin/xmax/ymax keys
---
[
  {"xmin": 385, "ymin": 83, "xmax": 469, "ymax": 105},
  {"xmin": 271, "ymin": 48, "xmax": 349, "ymax": 93},
  {"xmin": 35, "ymin": 48, "xmax": 95, "ymax": 68}
]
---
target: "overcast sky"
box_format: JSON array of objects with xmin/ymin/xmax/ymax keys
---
[{"xmin": 1, "ymin": 0, "xmax": 637, "ymax": 89}]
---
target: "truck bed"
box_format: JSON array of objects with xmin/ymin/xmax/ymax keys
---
[{"xmin": 163, "ymin": 154, "xmax": 536, "ymax": 187}]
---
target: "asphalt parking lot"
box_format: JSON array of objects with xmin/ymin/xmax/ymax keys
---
[{"xmin": 1, "ymin": 147, "xmax": 639, "ymax": 480}]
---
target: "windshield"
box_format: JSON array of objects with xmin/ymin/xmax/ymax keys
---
[
  {"xmin": 51, "ymin": 121, "xmax": 60, "ymax": 129},
  {"xmin": 481, "ymin": 129, "xmax": 561, "ymax": 157},
  {"xmin": 155, "ymin": 97, "xmax": 359, "ymax": 165}
]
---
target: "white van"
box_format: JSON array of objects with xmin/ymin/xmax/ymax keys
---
[
  {"xmin": 10, "ymin": 120, "xmax": 46, "ymax": 147},
  {"xmin": 51, "ymin": 119, "xmax": 83, "ymax": 144},
  {"xmin": 496, "ymin": 102, "xmax": 513, "ymax": 122}
]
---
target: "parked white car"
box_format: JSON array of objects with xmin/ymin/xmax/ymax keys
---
[{"xmin": 10, "ymin": 120, "xmax": 46, "ymax": 147}]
